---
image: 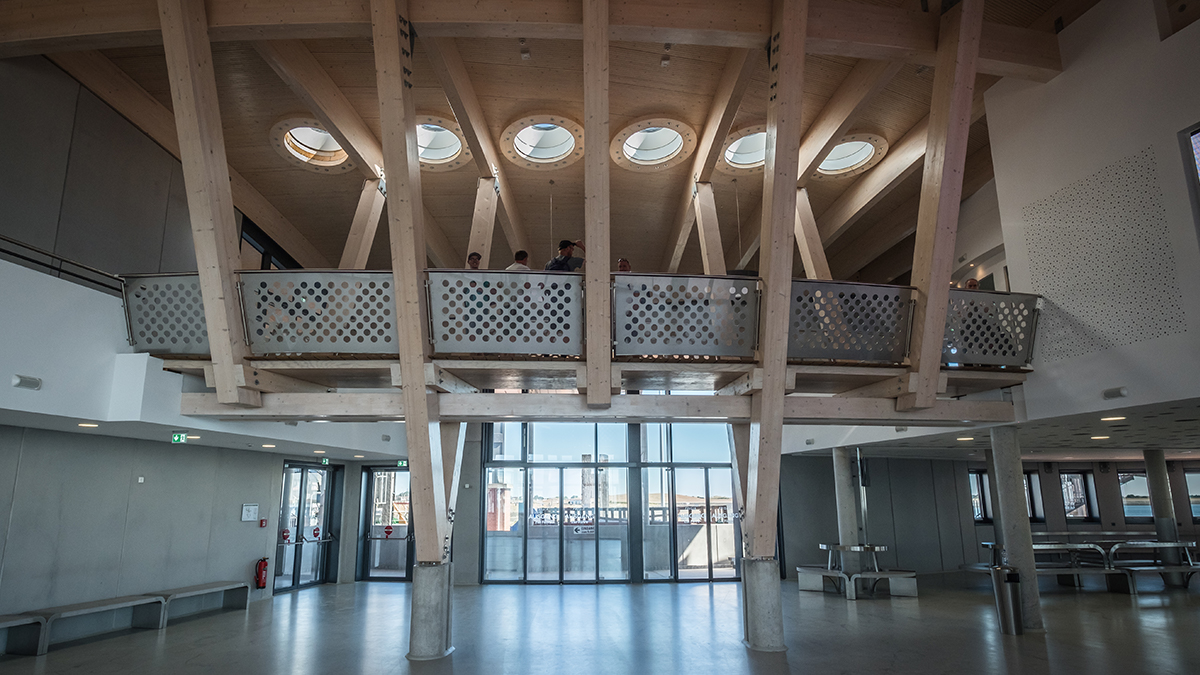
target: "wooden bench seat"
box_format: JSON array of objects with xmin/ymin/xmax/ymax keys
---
[
  {"xmin": 145, "ymin": 581, "xmax": 250, "ymax": 629},
  {"xmin": 22, "ymin": 595, "xmax": 165, "ymax": 655},
  {"xmin": 0, "ymin": 614, "xmax": 47, "ymax": 656}
]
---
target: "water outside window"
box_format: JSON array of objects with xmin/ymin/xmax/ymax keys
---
[
  {"xmin": 1118, "ymin": 473, "xmax": 1152, "ymax": 520},
  {"xmin": 1187, "ymin": 473, "xmax": 1200, "ymax": 519}
]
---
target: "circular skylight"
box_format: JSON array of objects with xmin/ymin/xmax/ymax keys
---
[
  {"xmin": 610, "ymin": 118, "xmax": 696, "ymax": 172},
  {"xmin": 417, "ymin": 123, "xmax": 463, "ymax": 163},
  {"xmin": 416, "ymin": 114, "xmax": 472, "ymax": 172},
  {"xmin": 500, "ymin": 114, "xmax": 585, "ymax": 170},
  {"xmin": 813, "ymin": 134, "xmax": 888, "ymax": 179},
  {"xmin": 819, "ymin": 141, "xmax": 874, "ymax": 173},
  {"xmin": 270, "ymin": 117, "xmax": 355, "ymax": 174},
  {"xmin": 514, "ymin": 123, "xmax": 576, "ymax": 162},
  {"xmin": 624, "ymin": 127, "xmax": 683, "ymax": 164},
  {"xmin": 724, "ymin": 132, "xmax": 767, "ymax": 168}
]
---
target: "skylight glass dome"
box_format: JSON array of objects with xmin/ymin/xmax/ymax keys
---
[
  {"xmin": 514, "ymin": 123, "xmax": 576, "ymax": 162},
  {"xmin": 417, "ymin": 124, "xmax": 463, "ymax": 163},
  {"xmin": 724, "ymin": 131, "xmax": 767, "ymax": 168},
  {"xmin": 818, "ymin": 140, "xmax": 877, "ymax": 174},
  {"xmin": 622, "ymin": 127, "xmax": 684, "ymax": 165}
]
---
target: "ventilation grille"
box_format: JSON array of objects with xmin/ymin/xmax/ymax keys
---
[{"xmin": 1022, "ymin": 147, "xmax": 1186, "ymax": 363}]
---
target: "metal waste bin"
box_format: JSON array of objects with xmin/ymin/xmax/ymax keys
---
[{"xmin": 990, "ymin": 565, "xmax": 1023, "ymax": 635}]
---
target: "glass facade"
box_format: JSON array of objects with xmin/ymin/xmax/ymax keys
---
[
  {"xmin": 482, "ymin": 421, "xmax": 739, "ymax": 583},
  {"xmin": 1118, "ymin": 473, "xmax": 1152, "ymax": 521}
]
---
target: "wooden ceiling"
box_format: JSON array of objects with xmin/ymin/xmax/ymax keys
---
[{"xmin": 30, "ymin": 0, "xmax": 1100, "ymax": 277}]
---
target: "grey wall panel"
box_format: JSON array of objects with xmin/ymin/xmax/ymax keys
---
[
  {"xmin": 117, "ymin": 442, "xmax": 218, "ymax": 595},
  {"xmin": 1039, "ymin": 463, "xmax": 1068, "ymax": 531},
  {"xmin": 55, "ymin": 89, "xmax": 174, "ymax": 275},
  {"xmin": 158, "ymin": 163, "xmax": 198, "ymax": 273},
  {"xmin": 886, "ymin": 460, "xmax": 943, "ymax": 573},
  {"xmin": 863, "ymin": 459, "xmax": 899, "ymax": 570},
  {"xmin": 453, "ymin": 423, "xmax": 484, "ymax": 586},
  {"xmin": 0, "ymin": 57, "xmax": 79, "ymax": 250},
  {"xmin": 0, "ymin": 426, "xmax": 24, "ymax": 578},
  {"xmin": 779, "ymin": 455, "xmax": 839, "ymax": 574},
  {"xmin": 1093, "ymin": 462, "xmax": 1126, "ymax": 528},
  {"xmin": 0, "ymin": 429, "xmax": 132, "ymax": 613},
  {"xmin": 930, "ymin": 461, "xmax": 965, "ymax": 572},
  {"xmin": 953, "ymin": 463, "xmax": 985, "ymax": 564},
  {"xmin": 203, "ymin": 449, "xmax": 281, "ymax": 600}
]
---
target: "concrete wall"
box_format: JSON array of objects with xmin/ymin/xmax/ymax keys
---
[
  {"xmin": 0, "ymin": 56, "xmax": 199, "ymax": 277},
  {"xmin": 780, "ymin": 455, "xmax": 976, "ymax": 575},
  {"xmin": 987, "ymin": 0, "xmax": 1200, "ymax": 420},
  {"xmin": 0, "ymin": 424, "xmax": 289, "ymax": 644},
  {"xmin": 452, "ymin": 423, "xmax": 485, "ymax": 585}
]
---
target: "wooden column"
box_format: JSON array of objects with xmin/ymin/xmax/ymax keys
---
[
  {"xmin": 339, "ymin": 178, "xmax": 386, "ymax": 269},
  {"xmin": 746, "ymin": 0, "xmax": 806, "ymax": 560},
  {"xmin": 898, "ymin": 0, "xmax": 984, "ymax": 411},
  {"xmin": 371, "ymin": 0, "xmax": 449, "ymax": 563},
  {"xmin": 466, "ymin": 177, "xmax": 499, "ymax": 267},
  {"xmin": 157, "ymin": 0, "xmax": 258, "ymax": 407},
  {"xmin": 793, "ymin": 187, "xmax": 830, "ymax": 280},
  {"xmin": 583, "ymin": 0, "xmax": 611, "ymax": 408},
  {"xmin": 693, "ymin": 182, "xmax": 727, "ymax": 275}
]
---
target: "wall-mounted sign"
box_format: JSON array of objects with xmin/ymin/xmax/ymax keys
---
[
  {"xmin": 171, "ymin": 432, "xmax": 188, "ymax": 444},
  {"xmin": 241, "ymin": 504, "xmax": 259, "ymax": 521},
  {"xmin": 321, "ymin": 457, "xmax": 329, "ymax": 465},
  {"xmin": 397, "ymin": 460, "xmax": 408, "ymax": 468}
]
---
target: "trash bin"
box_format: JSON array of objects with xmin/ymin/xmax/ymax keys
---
[{"xmin": 990, "ymin": 565, "xmax": 1023, "ymax": 635}]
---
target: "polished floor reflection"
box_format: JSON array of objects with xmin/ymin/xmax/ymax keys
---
[{"xmin": 3, "ymin": 575, "xmax": 1199, "ymax": 674}]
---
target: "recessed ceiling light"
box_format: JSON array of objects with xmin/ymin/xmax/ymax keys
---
[
  {"xmin": 354, "ymin": 455, "xmax": 365, "ymax": 458},
  {"xmin": 312, "ymin": 420, "xmax": 330, "ymax": 424},
  {"xmin": 262, "ymin": 444, "xmax": 276, "ymax": 448},
  {"xmin": 187, "ymin": 435, "xmax": 200, "ymax": 439},
  {"xmin": 957, "ymin": 437, "xmax": 974, "ymax": 441},
  {"xmin": 1091, "ymin": 436, "xmax": 1109, "ymax": 440},
  {"xmin": 78, "ymin": 423, "xmax": 99, "ymax": 428},
  {"xmin": 313, "ymin": 450, "xmax": 326, "ymax": 454},
  {"xmin": 1101, "ymin": 416, "xmax": 1126, "ymax": 421}
]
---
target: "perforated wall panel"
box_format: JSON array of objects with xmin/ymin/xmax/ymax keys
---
[
  {"xmin": 428, "ymin": 271, "xmax": 583, "ymax": 356},
  {"xmin": 613, "ymin": 275, "xmax": 758, "ymax": 358},
  {"xmin": 123, "ymin": 274, "xmax": 209, "ymax": 355},
  {"xmin": 787, "ymin": 281, "xmax": 911, "ymax": 363},
  {"xmin": 1022, "ymin": 147, "xmax": 1186, "ymax": 363},
  {"xmin": 243, "ymin": 271, "xmax": 396, "ymax": 354}
]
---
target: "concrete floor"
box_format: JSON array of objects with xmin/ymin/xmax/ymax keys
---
[{"xmin": 2, "ymin": 575, "xmax": 1198, "ymax": 674}]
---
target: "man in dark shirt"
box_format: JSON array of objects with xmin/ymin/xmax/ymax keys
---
[{"xmin": 544, "ymin": 239, "xmax": 585, "ymax": 271}]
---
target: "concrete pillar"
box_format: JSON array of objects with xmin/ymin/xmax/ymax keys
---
[
  {"xmin": 983, "ymin": 445, "xmax": 1004, "ymax": 546},
  {"xmin": 742, "ymin": 557, "xmax": 786, "ymax": 652},
  {"xmin": 832, "ymin": 447, "xmax": 861, "ymax": 576},
  {"xmin": 408, "ymin": 561, "xmax": 453, "ymax": 660},
  {"xmin": 1144, "ymin": 448, "xmax": 1185, "ymax": 585},
  {"xmin": 989, "ymin": 426, "xmax": 1042, "ymax": 630}
]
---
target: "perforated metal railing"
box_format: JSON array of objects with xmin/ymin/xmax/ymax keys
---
[
  {"xmin": 613, "ymin": 274, "xmax": 759, "ymax": 359},
  {"xmin": 240, "ymin": 271, "xmax": 397, "ymax": 355},
  {"xmin": 942, "ymin": 289, "xmax": 1040, "ymax": 367},
  {"xmin": 123, "ymin": 273, "xmax": 210, "ymax": 355},
  {"xmin": 787, "ymin": 280, "xmax": 913, "ymax": 363},
  {"xmin": 427, "ymin": 270, "xmax": 584, "ymax": 356}
]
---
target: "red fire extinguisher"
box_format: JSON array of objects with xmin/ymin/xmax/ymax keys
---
[{"xmin": 255, "ymin": 557, "xmax": 269, "ymax": 589}]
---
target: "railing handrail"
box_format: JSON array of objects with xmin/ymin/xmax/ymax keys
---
[
  {"xmin": 949, "ymin": 287, "xmax": 1042, "ymax": 300},
  {"xmin": 1, "ymin": 232, "xmax": 125, "ymax": 293}
]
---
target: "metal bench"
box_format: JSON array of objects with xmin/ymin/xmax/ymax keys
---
[
  {"xmin": 0, "ymin": 614, "xmax": 47, "ymax": 656},
  {"xmin": 22, "ymin": 595, "xmax": 166, "ymax": 655},
  {"xmin": 796, "ymin": 566, "xmax": 851, "ymax": 595},
  {"xmin": 146, "ymin": 581, "xmax": 250, "ymax": 628},
  {"xmin": 848, "ymin": 570, "xmax": 918, "ymax": 600}
]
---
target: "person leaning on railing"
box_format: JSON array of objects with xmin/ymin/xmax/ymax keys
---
[
  {"xmin": 466, "ymin": 252, "xmax": 482, "ymax": 269},
  {"xmin": 506, "ymin": 250, "xmax": 531, "ymax": 271}
]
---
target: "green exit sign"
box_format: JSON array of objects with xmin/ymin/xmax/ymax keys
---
[
  {"xmin": 321, "ymin": 458, "xmax": 329, "ymax": 465},
  {"xmin": 397, "ymin": 460, "xmax": 408, "ymax": 468},
  {"xmin": 171, "ymin": 432, "xmax": 188, "ymax": 444}
]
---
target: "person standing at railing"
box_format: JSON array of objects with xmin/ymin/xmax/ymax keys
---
[
  {"xmin": 505, "ymin": 250, "xmax": 531, "ymax": 271},
  {"xmin": 964, "ymin": 277, "xmax": 979, "ymax": 290},
  {"xmin": 544, "ymin": 239, "xmax": 585, "ymax": 271},
  {"xmin": 466, "ymin": 252, "xmax": 483, "ymax": 269},
  {"xmin": 616, "ymin": 257, "xmax": 631, "ymax": 272}
]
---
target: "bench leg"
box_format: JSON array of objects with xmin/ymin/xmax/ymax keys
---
[
  {"xmin": 1105, "ymin": 573, "xmax": 1133, "ymax": 595},
  {"xmin": 797, "ymin": 574, "xmax": 825, "ymax": 593},
  {"xmin": 889, "ymin": 577, "xmax": 918, "ymax": 597},
  {"xmin": 223, "ymin": 586, "xmax": 250, "ymax": 610},
  {"xmin": 131, "ymin": 601, "xmax": 166, "ymax": 630},
  {"xmin": 845, "ymin": 575, "xmax": 858, "ymax": 601},
  {"xmin": 4, "ymin": 622, "xmax": 47, "ymax": 656}
]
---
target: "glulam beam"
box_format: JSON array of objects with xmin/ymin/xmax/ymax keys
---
[
  {"xmin": 899, "ymin": 0, "xmax": 984, "ymax": 411},
  {"xmin": 583, "ymin": 0, "xmax": 612, "ymax": 408},
  {"xmin": 157, "ymin": 0, "xmax": 260, "ymax": 407}
]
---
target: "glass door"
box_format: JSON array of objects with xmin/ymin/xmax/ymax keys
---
[
  {"xmin": 275, "ymin": 464, "xmax": 335, "ymax": 592},
  {"xmin": 644, "ymin": 466, "xmax": 740, "ymax": 582},
  {"xmin": 363, "ymin": 468, "xmax": 413, "ymax": 580}
]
